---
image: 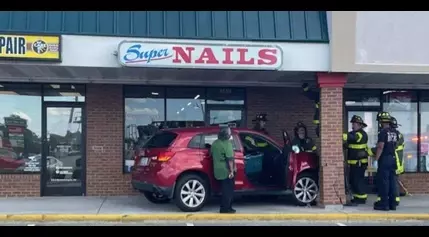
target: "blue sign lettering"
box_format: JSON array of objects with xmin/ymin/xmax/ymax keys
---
[{"xmin": 122, "ymin": 44, "xmax": 171, "ymax": 63}]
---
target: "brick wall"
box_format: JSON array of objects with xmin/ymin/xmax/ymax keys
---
[
  {"xmin": 0, "ymin": 174, "xmax": 39, "ymax": 197},
  {"xmin": 401, "ymin": 173, "xmax": 429, "ymax": 194},
  {"xmin": 86, "ymin": 84, "xmax": 137, "ymax": 196},
  {"xmin": 246, "ymin": 87, "xmax": 317, "ymax": 142},
  {"xmin": 319, "ymin": 87, "xmax": 346, "ymax": 206}
]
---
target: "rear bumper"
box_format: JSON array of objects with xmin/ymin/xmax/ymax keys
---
[{"xmin": 131, "ymin": 180, "xmax": 174, "ymax": 198}]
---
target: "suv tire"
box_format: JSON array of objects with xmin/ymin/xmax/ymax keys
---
[
  {"xmin": 174, "ymin": 174, "xmax": 209, "ymax": 212},
  {"xmin": 292, "ymin": 172, "xmax": 319, "ymax": 206},
  {"xmin": 142, "ymin": 191, "xmax": 170, "ymax": 204}
]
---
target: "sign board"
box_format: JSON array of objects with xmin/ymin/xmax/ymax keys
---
[
  {"xmin": 117, "ymin": 41, "xmax": 283, "ymax": 70},
  {"xmin": 0, "ymin": 34, "xmax": 61, "ymax": 61}
]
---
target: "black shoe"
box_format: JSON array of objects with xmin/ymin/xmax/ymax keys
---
[
  {"xmin": 389, "ymin": 206, "xmax": 397, "ymax": 211},
  {"xmin": 220, "ymin": 209, "xmax": 236, "ymax": 214},
  {"xmin": 399, "ymin": 192, "xmax": 407, "ymax": 197},
  {"xmin": 373, "ymin": 205, "xmax": 389, "ymax": 211},
  {"xmin": 352, "ymin": 199, "xmax": 366, "ymax": 204},
  {"xmin": 229, "ymin": 208, "xmax": 236, "ymax": 213}
]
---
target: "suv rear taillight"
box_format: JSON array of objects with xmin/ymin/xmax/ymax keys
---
[
  {"xmin": 134, "ymin": 151, "xmax": 175, "ymax": 167},
  {"xmin": 157, "ymin": 151, "xmax": 175, "ymax": 162}
]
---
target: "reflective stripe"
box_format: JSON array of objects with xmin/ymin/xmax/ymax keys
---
[
  {"xmin": 348, "ymin": 159, "xmax": 368, "ymax": 165},
  {"xmin": 303, "ymin": 87, "xmax": 309, "ymax": 92},
  {"xmin": 395, "ymin": 150, "xmax": 401, "ymax": 173},
  {"xmin": 397, "ymin": 145, "xmax": 404, "ymax": 150},
  {"xmin": 348, "ymin": 144, "xmax": 367, "ymax": 149},
  {"xmin": 376, "ymin": 197, "xmax": 381, "ymax": 201},
  {"xmin": 396, "ymin": 197, "xmax": 400, "ymax": 202},
  {"xmin": 342, "ymin": 133, "xmax": 348, "ymax": 141},
  {"xmin": 313, "ymin": 120, "xmax": 320, "ymax": 125},
  {"xmin": 311, "ymin": 145, "xmax": 317, "ymax": 151},
  {"xmin": 353, "ymin": 194, "xmax": 367, "ymax": 199},
  {"xmin": 315, "ymin": 103, "xmax": 320, "ymax": 109},
  {"xmin": 366, "ymin": 147, "xmax": 374, "ymax": 157},
  {"xmin": 256, "ymin": 142, "xmax": 268, "ymax": 147},
  {"xmin": 356, "ymin": 132, "xmax": 363, "ymax": 143}
]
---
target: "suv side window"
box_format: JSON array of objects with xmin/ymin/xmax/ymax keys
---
[
  {"xmin": 239, "ymin": 133, "xmax": 280, "ymax": 154},
  {"xmin": 188, "ymin": 134, "xmax": 203, "ymax": 148},
  {"xmin": 188, "ymin": 133, "xmax": 239, "ymax": 150}
]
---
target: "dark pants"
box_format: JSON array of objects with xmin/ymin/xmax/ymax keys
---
[
  {"xmin": 376, "ymin": 156, "xmax": 398, "ymax": 208},
  {"xmin": 315, "ymin": 124, "xmax": 320, "ymax": 138},
  {"xmin": 220, "ymin": 177, "xmax": 235, "ymax": 211},
  {"xmin": 349, "ymin": 164, "xmax": 368, "ymax": 203}
]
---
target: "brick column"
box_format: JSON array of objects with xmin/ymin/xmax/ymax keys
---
[{"xmin": 317, "ymin": 72, "xmax": 347, "ymax": 207}]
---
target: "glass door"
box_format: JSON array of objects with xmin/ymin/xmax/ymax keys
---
[
  {"xmin": 206, "ymin": 105, "xmax": 245, "ymax": 127},
  {"xmin": 41, "ymin": 103, "xmax": 85, "ymax": 196}
]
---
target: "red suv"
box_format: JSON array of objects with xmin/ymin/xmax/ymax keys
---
[{"xmin": 131, "ymin": 127, "xmax": 319, "ymax": 212}]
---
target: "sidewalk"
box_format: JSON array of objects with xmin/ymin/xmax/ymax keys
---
[{"xmin": 0, "ymin": 194, "xmax": 428, "ymax": 222}]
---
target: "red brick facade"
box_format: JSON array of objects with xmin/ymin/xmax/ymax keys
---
[
  {"xmin": 1, "ymin": 83, "xmax": 428, "ymax": 197},
  {"xmin": 317, "ymin": 73, "xmax": 347, "ymax": 206}
]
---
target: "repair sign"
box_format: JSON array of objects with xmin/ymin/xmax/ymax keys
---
[
  {"xmin": 117, "ymin": 40, "xmax": 283, "ymax": 70},
  {"xmin": 0, "ymin": 34, "xmax": 61, "ymax": 61}
]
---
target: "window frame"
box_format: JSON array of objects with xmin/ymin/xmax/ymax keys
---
[
  {"xmin": 187, "ymin": 133, "xmax": 241, "ymax": 151},
  {"xmin": 345, "ymin": 88, "xmax": 428, "ymax": 173}
]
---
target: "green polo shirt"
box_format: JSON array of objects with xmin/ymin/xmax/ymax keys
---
[{"xmin": 211, "ymin": 139, "xmax": 234, "ymax": 180}]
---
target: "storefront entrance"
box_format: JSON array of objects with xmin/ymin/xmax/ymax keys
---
[{"xmin": 41, "ymin": 102, "xmax": 85, "ymax": 196}]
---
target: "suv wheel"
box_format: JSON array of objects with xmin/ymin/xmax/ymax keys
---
[
  {"xmin": 142, "ymin": 191, "xmax": 170, "ymax": 204},
  {"xmin": 293, "ymin": 172, "xmax": 318, "ymax": 206},
  {"xmin": 174, "ymin": 174, "xmax": 209, "ymax": 212}
]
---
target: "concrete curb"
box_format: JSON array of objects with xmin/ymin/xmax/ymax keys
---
[{"xmin": 1, "ymin": 213, "xmax": 429, "ymax": 222}]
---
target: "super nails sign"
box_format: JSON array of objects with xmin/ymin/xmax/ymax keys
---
[{"xmin": 117, "ymin": 40, "xmax": 283, "ymax": 70}]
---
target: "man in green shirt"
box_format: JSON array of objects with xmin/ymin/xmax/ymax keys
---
[{"xmin": 211, "ymin": 127, "xmax": 236, "ymax": 214}]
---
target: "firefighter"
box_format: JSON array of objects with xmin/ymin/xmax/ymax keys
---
[
  {"xmin": 343, "ymin": 115, "xmax": 370, "ymax": 204},
  {"xmin": 373, "ymin": 111, "xmax": 398, "ymax": 211},
  {"xmin": 373, "ymin": 116, "xmax": 405, "ymax": 206},
  {"xmin": 291, "ymin": 122, "xmax": 317, "ymax": 153},
  {"xmin": 302, "ymin": 83, "xmax": 320, "ymax": 137},
  {"xmin": 245, "ymin": 113, "xmax": 269, "ymax": 148}
]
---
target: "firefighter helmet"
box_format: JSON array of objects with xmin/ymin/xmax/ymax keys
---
[
  {"xmin": 252, "ymin": 113, "xmax": 268, "ymax": 122},
  {"xmin": 377, "ymin": 111, "xmax": 392, "ymax": 123},
  {"xmin": 390, "ymin": 116, "xmax": 401, "ymax": 128},
  {"xmin": 350, "ymin": 115, "xmax": 367, "ymax": 128}
]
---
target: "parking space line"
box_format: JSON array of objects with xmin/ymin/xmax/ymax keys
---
[
  {"xmin": 186, "ymin": 223, "xmax": 195, "ymax": 226},
  {"xmin": 336, "ymin": 222, "xmax": 347, "ymax": 226}
]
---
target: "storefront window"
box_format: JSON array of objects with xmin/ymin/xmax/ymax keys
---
[
  {"xmin": 345, "ymin": 89, "xmax": 381, "ymax": 107},
  {"xmin": 166, "ymin": 88, "xmax": 205, "ymax": 128},
  {"xmin": 419, "ymin": 91, "xmax": 429, "ymax": 172},
  {"xmin": 124, "ymin": 86, "xmax": 165, "ymax": 172},
  {"xmin": 383, "ymin": 90, "xmax": 418, "ymax": 172},
  {"xmin": 0, "ymin": 84, "xmax": 42, "ymax": 174},
  {"xmin": 43, "ymin": 84, "xmax": 85, "ymax": 102}
]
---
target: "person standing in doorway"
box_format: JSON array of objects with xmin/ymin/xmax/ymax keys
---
[
  {"xmin": 374, "ymin": 112, "xmax": 398, "ymax": 211},
  {"xmin": 291, "ymin": 122, "xmax": 317, "ymax": 153},
  {"xmin": 343, "ymin": 115, "xmax": 370, "ymax": 204},
  {"xmin": 211, "ymin": 126, "xmax": 236, "ymax": 214},
  {"xmin": 252, "ymin": 113, "xmax": 269, "ymax": 135}
]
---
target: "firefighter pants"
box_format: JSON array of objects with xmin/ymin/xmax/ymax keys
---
[
  {"xmin": 349, "ymin": 163, "xmax": 368, "ymax": 203},
  {"xmin": 375, "ymin": 156, "xmax": 398, "ymax": 208},
  {"xmin": 315, "ymin": 124, "xmax": 320, "ymax": 138},
  {"xmin": 376, "ymin": 177, "xmax": 401, "ymax": 205}
]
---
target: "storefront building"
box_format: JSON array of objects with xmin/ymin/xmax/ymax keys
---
[
  {"xmin": 0, "ymin": 11, "xmax": 336, "ymax": 204},
  {"xmin": 322, "ymin": 11, "xmax": 429, "ymax": 206}
]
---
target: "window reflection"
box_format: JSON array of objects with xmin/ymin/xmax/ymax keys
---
[
  {"xmin": 0, "ymin": 84, "xmax": 42, "ymax": 173},
  {"xmin": 383, "ymin": 90, "xmax": 418, "ymax": 172},
  {"xmin": 124, "ymin": 86, "xmax": 165, "ymax": 172},
  {"xmin": 43, "ymin": 84, "xmax": 85, "ymax": 102},
  {"xmin": 166, "ymin": 88, "xmax": 205, "ymax": 128},
  {"xmin": 419, "ymin": 92, "xmax": 429, "ymax": 172}
]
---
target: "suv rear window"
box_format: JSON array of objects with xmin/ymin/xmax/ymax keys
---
[{"xmin": 143, "ymin": 131, "xmax": 178, "ymax": 148}]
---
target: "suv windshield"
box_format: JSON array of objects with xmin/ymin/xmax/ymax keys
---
[{"xmin": 143, "ymin": 131, "xmax": 178, "ymax": 148}]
